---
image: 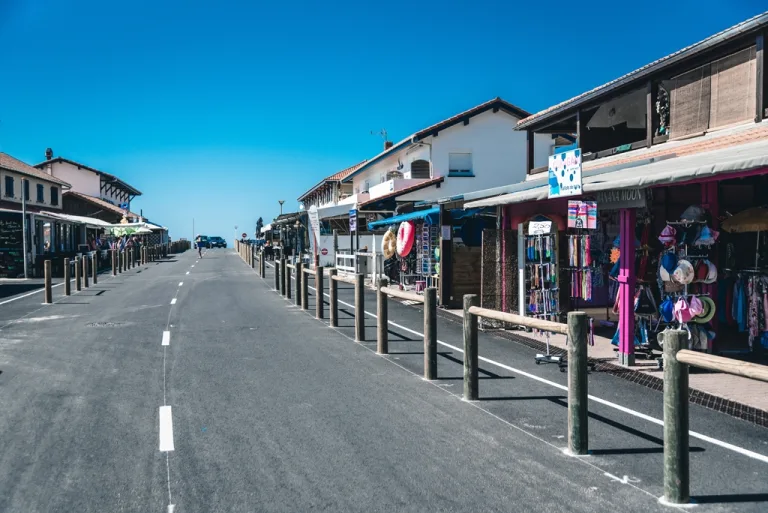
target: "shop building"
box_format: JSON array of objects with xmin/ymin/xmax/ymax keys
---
[{"xmin": 465, "ymin": 12, "xmax": 768, "ymax": 365}]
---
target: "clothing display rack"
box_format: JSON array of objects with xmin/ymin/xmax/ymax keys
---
[{"xmin": 525, "ymin": 229, "xmax": 561, "ymax": 365}]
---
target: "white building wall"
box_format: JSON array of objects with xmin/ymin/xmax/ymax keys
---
[
  {"xmin": 48, "ymin": 161, "xmax": 100, "ymax": 197},
  {"xmin": 0, "ymin": 169, "xmax": 63, "ymax": 210}
]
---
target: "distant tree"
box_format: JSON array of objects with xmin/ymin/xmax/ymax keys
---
[{"xmin": 255, "ymin": 217, "xmax": 264, "ymax": 237}]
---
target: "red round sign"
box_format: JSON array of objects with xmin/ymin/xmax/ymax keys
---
[
  {"xmin": 321, "ymin": 248, "xmax": 328, "ymax": 255},
  {"xmin": 241, "ymin": 233, "xmax": 247, "ymax": 238}
]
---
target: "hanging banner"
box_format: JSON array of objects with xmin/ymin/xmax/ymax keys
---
[
  {"xmin": 567, "ymin": 201, "xmax": 597, "ymax": 229},
  {"xmin": 548, "ymin": 148, "xmax": 582, "ymax": 198},
  {"xmin": 308, "ymin": 206, "xmax": 321, "ymax": 243},
  {"xmin": 349, "ymin": 209, "xmax": 357, "ymax": 232}
]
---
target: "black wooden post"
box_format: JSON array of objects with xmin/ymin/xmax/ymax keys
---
[
  {"xmin": 301, "ymin": 269, "xmax": 309, "ymax": 311},
  {"xmin": 92, "ymin": 254, "xmax": 98, "ymax": 284},
  {"xmin": 64, "ymin": 258, "xmax": 71, "ymax": 296},
  {"xmin": 424, "ymin": 287, "xmax": 437, "ymax": 380},
  {"xmin": 112, "ymin": 250, "xmax": 117, "ymax": 276},
  {"xmin": 281, "ymin": 258, "xmax": 287, "ymax": 297},
  {"xmin": 567, "ymin": 312, "xmax": 589, "ymax": 456},
  {"xmin": 44, "ymin": 260, "xmax": 52, "ymax": 304},
  {"xmin": 463, "ymin": 294, "xmax": 479, "ymax": 401},
  {"xmin": 274, "ymin": 258, "xmax": 280, "ymax": 291},
  {"xmin": 316, "ymin": 266, "xmax": 324, "ymax": 319},
  {"xmin": 75, "ymin": 257, "xmax": 82, "ymax": 291},
  {"xmin": 377, "ymin": 278, "xmax": 388, "ymax": 354},
  {"xmin": 82, "ymin": 255, "xmax": 89, "ymax": 288},
  {"xmin": 295, "ymin": 262, "xmax": 302, "ymax": 306},
  {"xmin": 664, "ymin": 330, "xmax": 690, "ymax": 505}
]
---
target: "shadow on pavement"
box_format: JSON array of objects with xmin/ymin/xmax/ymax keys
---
[
  {"xmin": 692, "ymin": 494, "xmax": 768, "ymax": 504},
  {"xmin": 0, "ymin": 283, "xmax": 44, "ymax": 299}
]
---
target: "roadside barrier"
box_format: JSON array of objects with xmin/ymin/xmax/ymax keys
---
[
  {"xmin": 285, "ymin": 263, "xmax": 293, "ymax": 300},
  {"xmin": 64, "ymin": 258, "xmax": 71, "ymax": 296},
  {"xmin": 82, "ymin": 255, "xmax": 89, "ymax": 288},
  {"xmin": 328, "ymin": 269, "xmax": 338, "ymax": 327},
  {"xmin": 112, "ymin": 250, "xmax": 117, "ymax": 276},
  {"xmin": 92, "ymin": 254, "xmax": 98, "ymax": 284},
  {"xmin": 302, "ymin": 267, "xmax": 317, "ymax": 315},
  {"xmin": 75, "ymin": 257, "xmax": 82, "ymax": 291},
  {"xmin": 355, "ymin": 274, "xmax": 364, "ymax": 342},
  {"xmin": 274, "ymin": 257, "xmax": 280, "ymax": 292},
  {"xmin": 662, "ymin": 331, "xmax": 768, "ymax": 504},
  {"xmin": 281, "ymin": 258, "xmax": 287, "ymax": 297},
  {"xmin": 462, "ymin": 296, "xmax": 590, "ymax": 457},
  {"xmin": 44, "ymin": 260, "xmax": 52, "ymax": 304},
  {"xmin": 294, "ymin": 262, "xmax": 302, "ymax": 306}
]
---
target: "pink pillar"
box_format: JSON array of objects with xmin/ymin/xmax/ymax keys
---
[{"xmin": 618, "ymin": 208, "xmax": 636, "ymax": 366}]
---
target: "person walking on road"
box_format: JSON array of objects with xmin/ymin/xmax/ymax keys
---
[{"xmin": 196, "ymin": 235, "xmax": 204, "ymax": 258}]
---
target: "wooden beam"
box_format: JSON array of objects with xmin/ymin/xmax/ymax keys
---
[
  {"xmin": 526, "ymin": 130, "xmax": 534, "ymax": 174},
  {"xmin": 756, "ymin": 32, "xmax": 764, "ymax": 123},
  {"xmin": 646, "ymin": 80, "xmax": 654, "ymax": 148},
  {"xmin": 463, "ymin": 117, "xmax": 469, "ymax": 126}
]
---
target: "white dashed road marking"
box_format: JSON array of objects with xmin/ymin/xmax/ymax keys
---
[
  {"xmin": 178, "ymin": 282, "xmax": 183, "ymax": 287},
  {"xmin": 162, "ymin": 331, "xmax": 171, "ymax": 346},
  {"xmin": 170, "ymin": 298, "xmax": 177, "ymax": 305},
  {"xmin": 159, "ymin": 406, "xmax": 174, "ymax": 451}
]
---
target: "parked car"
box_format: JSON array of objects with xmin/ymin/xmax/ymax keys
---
[{"xmin": 210, "ymin": 236, "xmax": 227, "ymax": 248}]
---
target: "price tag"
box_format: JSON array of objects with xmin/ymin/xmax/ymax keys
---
[{"xmin": 528, "ymin": 221, "xmax": 552, "ymax": 235}]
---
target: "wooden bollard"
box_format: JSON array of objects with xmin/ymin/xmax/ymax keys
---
[
  {"xmin": 44, "ymin": 260, "xmax": 52, "ymax": 304},
  {"xmin": 260, "ymin": 252, "xmax": 266, "ymax": 278},
  {"xmin": 301, "ymin": 268, "xmax": 308, "ymax": 311},
  {"xmin": 281, "ymin": 258, "xmax": 287, "ymax": 297},
  {"xmin": 274, "ymin": 258, "xmax": 280, "ymax": 291},
  {"xmin": 315, "ymin": 266, "xmax": 324, "ymax": 320},
  {"xmin": 64, "ymin": 258, "xmax": 71, "ymax": 296},
  {"xmin": 377, "ymin": 278, "xmax": 388, "ymax": 354},
  {"xmin": 295, "ymin": 262, "xmax": 302, "ymax": 306},
  {"xmin": 328, "ymin": 269, "xmax": 338, "ymax": 327},
  {"xmin": 92, "ymin": 254, "xmax": 98, "ymax": 284},
  {"xmin": 286, "ymin": 264, "xmax": 292, "ymax": 300},
  {"xmin": 75, "ymin": 257, "xmax": 82, "ymax": 291},
  {"xmin": 355, "ymin": 273, "xmax": 365, "ymax": 342},
  {"xmin": 82, "ymin": 255, "xmax": 89, "ymax": 288},
  {"xmin": 251, "ymin": 246, "xmax": 256, "ymax": 269},
  {"xmin": 424, "ymin": 287, "xmax": 437, "ymax": 380},
  {"xmin": 567, "ymin": 312, "xmax": 589, "ymax": 456},
  {"xmin": 663, "ymin": 330, "xmax": 690, "ymax": 505},
  {"xmin": 463, "ymin": 294, "xmax": 479, "ymax": 401},
  {"xmin": 118, "ymin": 252, "xmax": 123, "ymax": 273},
  {"xmin": 112, "ymin": 250, "xmax": 117, "ymax": 276}
]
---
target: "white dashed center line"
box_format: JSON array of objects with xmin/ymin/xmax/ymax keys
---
[
  {"xmin": 159, "ymin": 406, "xmax": 175, "ymax": 451},
  {"xmin": 185, "ymin": 271, "xmax": 189, "ymax": 275},
  {"xmin": 170, "ymin": 298, "xmax": 177, "ymax": 305},
  {"xmin": 178, "ymin": 282, "xmax": 183, "ymax": 287},
  {"xmin": 162, "ymin": 331, "xmax": 171, "ymax": 346}
]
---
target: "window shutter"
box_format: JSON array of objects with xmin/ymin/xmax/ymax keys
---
[
  {"xmin": 448, "ymin": 153, "xmax": 472, "ymax": 173},
  {"xmin": 709, "ymin": 46, "xmax": 757, "ymax": 129},
  {"xmin": 410, "ymin": 159, "xmax": 431, "ymax": 179},
  {"xmin": 668, "ymin": 64, "xmax": 711, "ymax": 139}
]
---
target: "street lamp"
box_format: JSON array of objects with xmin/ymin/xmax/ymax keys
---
[{"xmin": 278, "ymin": 200, "xmax": 285, "ymax": 216}]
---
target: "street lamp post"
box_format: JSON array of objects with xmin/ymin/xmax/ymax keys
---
[{"xmin": 278, "ymin": 200, "xmax": 285, "ymax": 216}]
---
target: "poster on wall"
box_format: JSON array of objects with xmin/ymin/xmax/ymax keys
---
[
  {"xmin": 567, "ymin": 201, "xmax": 597, "ymax": 229},
  {"xmin": 349, "ymin": 209, "xmax": 357, "ymax": 232},
  {"xmin": 308, "ymin": 206, "xmax": 321, "ymax": 243},
  {"xmin": 548, "ymin": 148, "xmax": 582, "ymax": 198}
]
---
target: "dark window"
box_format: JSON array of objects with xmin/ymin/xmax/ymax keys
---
[
  {"xmin": 37, "ymin": 184, "xmax": 45, "ymax": 203},
  {"xmin": 51, "ymin": 186, "xmax": 59, "ymax": 206},
  {"xmin": 24, "ymin": 179, "xmax": 30, "ymax": 201},
  {"xmin": 410, "ymin": 159, "xmax": 431, "ymax": 179},
  {"xmin": 4, "ymin": 176, "xmax": 14, "ymax": 198}
]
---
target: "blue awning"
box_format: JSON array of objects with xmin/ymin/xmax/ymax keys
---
[{"xmin": 367, "ymin": 206, "xmax": 440, "ymax": 230}]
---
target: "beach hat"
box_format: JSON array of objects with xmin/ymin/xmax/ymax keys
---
[
  {"xmin": 694, "ymin": 226, "xmax": 719, "ymax": 246},
  {"xmin": 674, "ymin": 297, "xmax": 693, "ymax": 323},
  {"xmin": 695, "ymin": 260, "xmax": 709, "ymax": 282},
  {"xmin": 673, "ymin": 259, "xmax": 695, "ymax": 285},
  {"xmin": 689, "ymin": 295, "xmax": 704, "ymax": 317},
  {"xmin": 658, "ymin": 225, "xmax": 677, "ymax": 246},
  {"xmin": 661, "ymin": 252, "xmax": 677, "ymax": 273},
  {"xmin": 703, "ymin": 260, "xmax": 718, "ymax": 284},
  {"xmin": 659, "ymin": 264, "xmax": 671, "ymax": 282},
  {"xmin": 680, "ymin": 205, "xmax": 706, "ymax": 222},
  {"xmin": 692, "ymin": 296, "xmax": 716, "ymax": 324},
  {"xmin": 660, "ymin": 297, "xmax": 675, "ymax": 322}
]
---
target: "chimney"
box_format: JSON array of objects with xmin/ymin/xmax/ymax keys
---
[
  {"xmin": 384, "ymin": 141, "xmax": 394, "ymax": 150},
  {"xmin": 44, "ymin": 148, "xmax": 53, "ymax": 175}
]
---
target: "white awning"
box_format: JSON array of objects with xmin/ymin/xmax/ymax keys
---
[
  {"xmin": 39, "ymin": 211, "xmax": 112, "ymax": 228},
  {"xmin": 466, "ymin": 138, "xmax": 768, "ymax": 208},
  {"xmin": 317, "ymin": 203, "xmax": 354, "ymax": 220}
]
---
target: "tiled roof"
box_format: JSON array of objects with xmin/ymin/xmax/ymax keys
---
[
  {"xmin": 34, "ymin": 157, "xmax": 142, "ymax": 196},
  {"xmin": 359, "ymin": 177, "xmax": 445, "ymax": 208},
  {"xmin": 343, "ymin": 98, "xmax": 530, "ymax": 184},
  {"xmin": 297, "ymin": 160, "xmax": 368, "ymax": 201},
  {"xmin": 63, "ymin": 191, "xmax": 140, "ymax": 218},
  {"xmin": 517, "ymin": 11, "xmax": 768, "ymax": 130},
  {"xmin": 0, "ymin": 152, "xmax": 71, "ymax": 187}
]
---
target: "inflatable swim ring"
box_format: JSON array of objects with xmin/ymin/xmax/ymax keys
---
[
  {"xmin": 396, "ymin": 221, "xmax": 415, "ymax": 257},
  {"xmin": 382, "ymin": 230, "xmax": 396, "ymax": 259}
]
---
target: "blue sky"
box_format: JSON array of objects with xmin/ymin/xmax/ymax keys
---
[{"xmin": 0, "ymin": 0, "xmax": 764, "ymax": 240}]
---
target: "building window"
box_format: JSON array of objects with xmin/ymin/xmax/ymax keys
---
[
  {"xmin": 51, "ymin": 186, "xmax": 59, "ymax": 206},
  {"xmin": 410, "ymin": 160, "xmax": 431, "ymax": 179},
  {"xmin": 24, "ymin": 179, "xmax": 30, "ymax": 201},
  {"xmin": 37, "ymin": 184, "xmax": 45, "ymax": 203},
  {"xmin": 448, "ymin": 153, "xmax": 473, "ymax": 176},
  {"xmin": 4, "ymin": 176, "xmax": 14, "ymax": 197}
]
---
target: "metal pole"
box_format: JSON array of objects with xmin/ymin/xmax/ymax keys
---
[
  {"xmin": 377, "ymin": 278, "xmax": 388, "ymax": 354},
  {"xmin": 664, "ymin": 329, "xmax": 690, "ymax": 505},
  {"xmin": 22, "ymin": 179, "xmax": 28, "ymax": 279},
  {"xmin": 463, "ymin": 294, "xmax": 479, "ymax": 401},
  {"xmin": 567, "ymin": 312, "xmax": 589, "ymax": 456},
  {"xmin": 82, "ymin": 254, "xmax": 89, "ymax": 288},
  {"xmin": 329, "ymin": 269, "xmax": 338, "ymax": 327},
  {"xmin": 316, "ymin": 266, "xmax": 324, "ymax": 319},
  {"xmin": 64, "ymin": 258, "xmax": 70, "ymax": 296},
  {"xmin": 44, "ymin": 260, "xmax": 52, "ymax": 304},
  {"xmin": 92, "ymin": 254, "xmax": 98, "ymax": 284},
  {"xmin": 355, "ymin": 273, "xmax": 365, "ymax": 342},
  {"xmin": 75, "ymin": 257, "xmax": 82, "ymax": 291},
  {"xmin": 295, "ymin": 262, "xmax": 302, "ymax": 305},
  {"xmin": 424, "ymin": 287, "xmax": 437, "ymax": 380}
]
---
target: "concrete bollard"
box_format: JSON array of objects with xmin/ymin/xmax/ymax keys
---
[
  {"xmin": 463, "ymin": 294, "xmax": 479, "ymax": 401},
  {"xmin": 329, "ymin": 269, "xmax": 338, "ymax": 327},
  {"xmin": 377, "ymin": 278, "xmax": 388, "ymax": 354},
  {"xmin": 64, "ymin": 258, "xmax": 71, "ymax": 296},
  {"xmin": 295, "ymin": 262, "xmax": 302, "ymax": 306},
  {"xmin": 274, "ymin": 258, "xmax": 280, "ymax": 291},
  {"xmin": 44, "ymin": 260, "xmax": 52, "ymax": 304},
  {"xmin": 663, "ymin": 330, "xmax": 690, "ymax": 505},
  {"xmin": 424, "ymin": 287, "xmax": 438, "ymax": 380},
  {"xmin": 355, "ymin": 273, "xmax": 365, "ymax": 342},
  {"xmin": 567, "ymin": 311, "xmax": 589, "ymax": 456},
  {"xmin": 301, "ymin": 269, "xmax": 309, "ymax": 311},
  {"xmin": 281, "ymin": 258, "xmax": 287, "ymax": 297},
  {"xmin": 316, "ymin": 266, "xmax": 324, "ymax": 320},
  {"xmin": 75, "ymin": 257, "xmax": 82, "ymax": 291},
  {"xmin": 112, "ymin": 250, "xmax": 117, "ymax": 276},
  {"xmin": 92, "ymin": 254, "xmax": 98, "ymax": 284},
  {"xmin": 82, "ymin": 255, "xmax": 89, "ymax": 288}
]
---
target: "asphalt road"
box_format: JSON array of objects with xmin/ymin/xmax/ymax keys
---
[{"xmin": 0, "ymin": 249, "xmax": 766, "ymax": 512}]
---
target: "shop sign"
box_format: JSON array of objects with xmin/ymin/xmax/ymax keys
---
[
  {"xmin": 548, "ymin": 148, "xmax": 582, "ymax": 198},
  {"xmin": 595, "ymin": 188, "xmax": 648, "ymax": 210},
  {"xmin": 349, "ymin": 209, "xmax": 357, "ymax": 232},
  {"xmin": 528, "ymin": 220, "xmax": 552, "ymax": 235},
  {"xmin": 308, "ymin": 205, "xmax": 321, "ymax": 243}
]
